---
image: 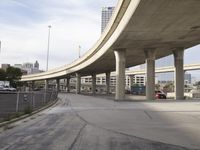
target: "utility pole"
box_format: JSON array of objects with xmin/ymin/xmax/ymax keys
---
[
  {"xmin": 78, "ymin": 45, "xmax": 81, "ymax": 58},
  {"xmin": 46, "ymin": 25, "xmax": 51, "ymax": 71},
  {"xmin": 0, "ymin": 41, "xmax": 1, "ymax": 54}
]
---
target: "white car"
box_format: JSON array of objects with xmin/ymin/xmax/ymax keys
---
[{"xmin": 1, "ymin": 87, "xmax": 16, "ymax": 91}]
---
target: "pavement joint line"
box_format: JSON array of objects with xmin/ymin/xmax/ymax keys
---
[
  {"xmin": 0, "ymin": 98, "xmax": 59, "ymax": 128},
  {"xmin": 68, "ymin": 123, "xmax": 87, "ymax": 150}
]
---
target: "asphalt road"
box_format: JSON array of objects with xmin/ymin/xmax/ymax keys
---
[{"xmin": 0, "ymin": 93, "xmax": 199, "ymax": 150}]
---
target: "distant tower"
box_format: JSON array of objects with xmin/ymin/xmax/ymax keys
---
[
  {"xmin": 34, "ymin": 60, "xmax": 39, "ymax": 69},
  {"xmin": 1, "ymin": 64, "xmax": 10, "ymax": 71},
  {"xmin": 101, "ymin": 7, "xmax": 115, "ymax": 33}
]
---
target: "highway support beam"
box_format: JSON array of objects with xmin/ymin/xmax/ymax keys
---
[
  {"xmin": 76, "ymin": 73, "xmax": 81, "ymax": 94},
  {"xmin": 145, "ymin": 49, "xmax": 156, "ymax": 100},
  {"xmin": 114, "ymin": 49, "xmax": 126, "ymax": 100},
  {"xmin": 92, "ymin": 73, "xmax": 96, "ymax": 95},
  {"xmin": 173, "ymin": 48, "xmax": 184, "ymax": 100},
  {"xmin": 106, "ymin": 72, "xmax": 111, "ymax": 94},
  {"xmin": 56, "ymin": 79, "xmax": 60, "ymax": 92}
]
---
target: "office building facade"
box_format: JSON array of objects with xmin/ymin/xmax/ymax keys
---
[{"xmin": 101, "ymin": 7, "xmax": 115, "ymax": 33}]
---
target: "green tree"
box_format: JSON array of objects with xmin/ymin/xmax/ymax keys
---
[
  {"xmin": 6, "ymin": 67, "xmax": 22, "ymax": 87},
  {"xmin": 155, "ymin": 84, "xmax": 160, "ymax": 90},
  {"xmin": 0, "ymin": 69, "xmax": 6, "ymax": 80},
  {"xmin": 163, "ymin": 82, "xmax": 174, "ymax": 92}
]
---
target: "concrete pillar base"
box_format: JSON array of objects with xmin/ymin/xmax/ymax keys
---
[
  {"xmin": 92, "ymin": 73, "xmax": 96, "ymax": 95},
  {"xmin": 31, "ymin": 81, "xmax": 35, "ymax": 91},
  {"xmin": 106, "ymin": 72, "xmax": 111, "ymax": 94},
  {"xmin": 56, "ymin": 79, "xmax": 60, "ymax": 92},
  {"xmin": 66, "ymin": 77, "xmax": 70, "ymax": 92},
  {"xmin": 44, "ymin": 80, "xmax": 49, "ymax": 91},
  {"xmin": 76, "ymin": 73, "xmax": 81, "ymax": 94}
]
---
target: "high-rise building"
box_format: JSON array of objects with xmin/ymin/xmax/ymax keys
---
[
  {"xmin": 185, "ymin": 73, "xmax": 192, "ymax": 84},
  {"xmin": 34, "ymin": 60, "xmax": 39, "ymax": 69},
  {"xmin": 1, "ymin": 64, "xmax": 10, "ymax": 71},
  {"xmin": 14, "ymin": 64, "xmax": 22, "ymax": 69},
  {"xmin": 23, "ymin": 62, "xmax": 33, "ymax": 69},
  {"xmin": 101, "ymin": 7, "xmax": 115, "ymax": 33},
  {"xmin": 21, "ymin": 61, "xmax": 40, "ymax": 74}
]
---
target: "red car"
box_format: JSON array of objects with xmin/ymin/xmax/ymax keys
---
[{"xmin": 155, "ymin": 90, "xmax": 167, "ymax": 99}]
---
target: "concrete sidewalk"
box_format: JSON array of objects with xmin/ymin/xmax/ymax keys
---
[
  {"xmin": 0, "ymin": 93, "xmax": 199, "ymax": 150},
  {"xmin": 68, "ymin": 94, "xmax": 200, "ymax": 149}
]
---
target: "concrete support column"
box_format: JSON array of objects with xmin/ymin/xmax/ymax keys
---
[
  {"xmin": 76, "ymin": 73, "xmax": 81, "ymax": 94},
  {"xmin": 114, "ymin": 49, "xmax": 126, "ymax": 100},
  {"xmin": 106, "ymin": 72, "xmax": 110, "ymax": 94},
  {"xmin": 173, "ymin": 49, "xmax": 184, "ymax": 100},
  {"xmin": 66, "ymin": 77, "xmax": 70, "ymax": 92},
  {"xmin": 129, "ymin": 75, "xmax": 134, "ymax": 90},
  {"xmin": 44, "ymin": 79, "xmax": 49, "ymax": 91},
  {"xmin": 56, "ymin": 79, "xmax": 60, "ymax": 92},
  {"xmin": 145, "ymin": 49, "xmax": 156, "ymax": 100},
  {"xmin": 92, "ymin": 73, "xmax": 96, "ymax": 95},
  {"xmin": 31, "ymin": 81, "xmax": 35, "ymax": 91}
]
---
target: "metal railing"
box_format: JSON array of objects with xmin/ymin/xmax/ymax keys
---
[{"xmin": 0, "ymin": 90, "xmax": 58, "ymax": 121}]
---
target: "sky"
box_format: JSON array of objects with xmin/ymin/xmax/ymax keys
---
[
  {"xmin": 0, "ymin": 0, "xmax": 117, "ymax": 70},
  {"xmin": 0, "ymin": 0, "xmax": 200, "ymax": 79}
]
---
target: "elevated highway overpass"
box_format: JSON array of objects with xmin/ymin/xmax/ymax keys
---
[
  {"xmin": 126, "ymin": 63, "xmax": 200, "ymax": 75},
  {"xmin": 21, "ymin": 0, "xmax": 200, "ymax": 100}
]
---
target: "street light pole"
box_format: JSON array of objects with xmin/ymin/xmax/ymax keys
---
[
  {"xmin": 78, "ymin": 45, "xmax": 81, "ymax": 58},
  {"xmin": 46, "ymin": 25, "xmax": 51, "ymax": 71},
  {"xmin": 0, "ymin": 41, "xmax": 1, "ymax": 54}
]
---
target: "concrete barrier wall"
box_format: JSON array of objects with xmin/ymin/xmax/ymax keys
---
[
  {"xmin": 166, "ymin": 92, "xmax": 200, "ymax": 99},
  {"xmin": 0, "ymin": 91, "xmax": 57, "ymax": 120}
]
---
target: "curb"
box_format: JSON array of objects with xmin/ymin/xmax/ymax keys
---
[{"xmin": 0, "ymin": 98, "xmax": 59, "ymax": 128}]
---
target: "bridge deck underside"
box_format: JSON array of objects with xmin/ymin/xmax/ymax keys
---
[
  {"xmin": 22, "ymin": 0, "xmax": 200, "ymax": 80},
  {"xmin": 80, "ymin": 0, "xmax": 200, "ymax": 75}
]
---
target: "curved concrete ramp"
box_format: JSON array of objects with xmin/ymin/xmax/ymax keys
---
[{"xmin": 21, "ymin": 0, "xmax": 200, "ymax": 81}]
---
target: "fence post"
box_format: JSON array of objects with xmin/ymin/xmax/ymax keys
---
[
  {"xmin": 50, "ymin": 91, "xmax": 52, "ymax": 102},
  {"xmin": 32, "ymin": 91, "xmax": 35, "ymax": 110},
  {"xmin": 16, "ymin": 92, "xmax": 20, "ymax": 112},
  {"xmin": 44, "ymin": 90, "xmax": 46, "ymax": 105}
]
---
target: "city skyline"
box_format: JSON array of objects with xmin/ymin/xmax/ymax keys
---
[{"xmin": 0, "ymin": 0, "xmax": 200, "ymax": 78}]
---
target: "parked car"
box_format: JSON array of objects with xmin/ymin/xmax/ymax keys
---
[
  {"xmin": 0, "ymin": 86, "xmax": 4, "ymax": 91},
  {"xmin": 155, "ymin": 90, "xmax": 167, "ymax": 99},
  {"xmin": 0, "ymin": 87, "xmax": 16, "ymax": 91}
]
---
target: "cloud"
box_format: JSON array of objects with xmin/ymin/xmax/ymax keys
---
[
  {"xmin": 2, "ymin": 0, "xmax": 199, "ymax": 78},
  {"xmin": 0, "ymin": 0, "xmax": 117, "ymax": 70}
]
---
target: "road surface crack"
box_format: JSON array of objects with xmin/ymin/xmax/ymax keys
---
[
  {"xmin": 144, "ymin": 110, "xmax": 152, "ymax": 119},
  {"xmin": 68, "ymin": 123, "xmax": 87, "ymax": 150}
]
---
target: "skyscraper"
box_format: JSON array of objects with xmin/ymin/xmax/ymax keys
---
[
  {"xmin": 101, "ymin": 7, "xmax": 115, "ymax": 33},
  {"xmin": 34, "ymin": 60, "xmax": 39, "ymax": 69}
]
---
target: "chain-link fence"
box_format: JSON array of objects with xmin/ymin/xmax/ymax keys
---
[{"xmin": 0, "ymin": 91, "xmax": 58, "ymax": 122}]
